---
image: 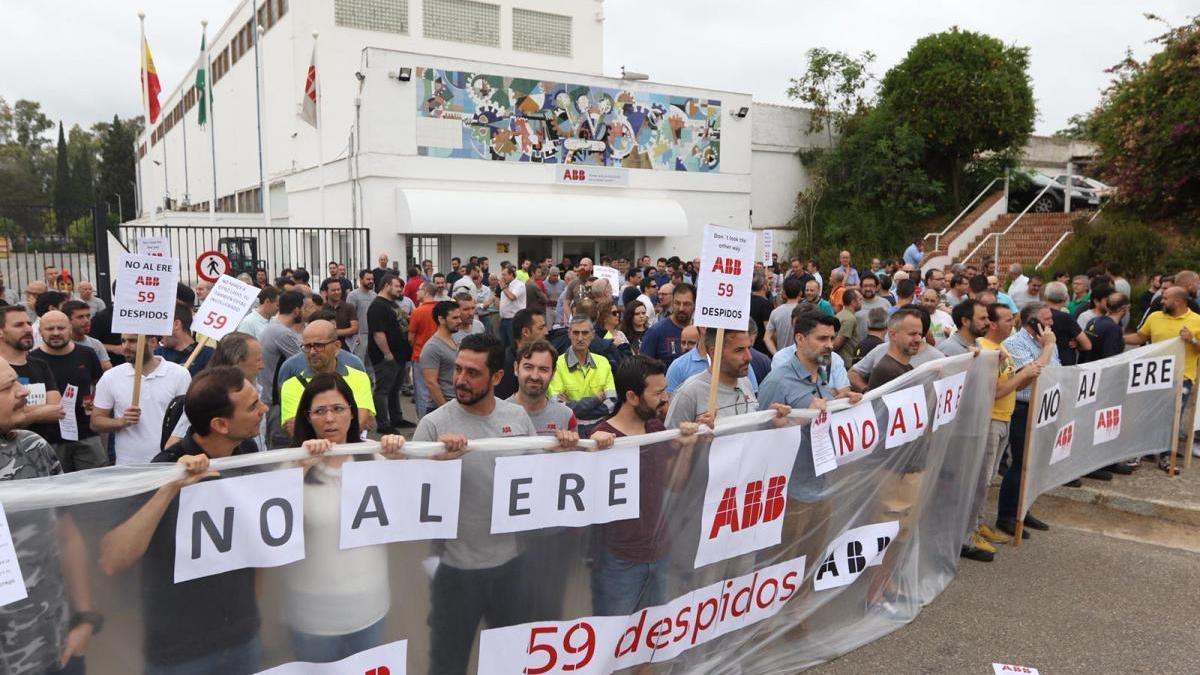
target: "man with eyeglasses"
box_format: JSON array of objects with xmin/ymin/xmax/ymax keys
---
[{"xmin": 279, "ymin": 320, "xmax": 374, "ymax": 437}]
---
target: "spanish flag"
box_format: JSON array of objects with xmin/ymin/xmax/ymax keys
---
[{"xmin": 141, "ymin": 38, "xmax": 162, "ymax": 123}]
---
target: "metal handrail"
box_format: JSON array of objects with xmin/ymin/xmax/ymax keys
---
[
  {"xmin": 1036, "ymin": 230, "xmax": 1072, "ymax": 269},
  {"xmin": 960, "ymin": 173, "xmax": 1067, "ymax": 269},
  {"xmin": 922, "ymin": 177, "xmax": 1003, "ymax": 253}
]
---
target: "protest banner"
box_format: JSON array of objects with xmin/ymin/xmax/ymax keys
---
[
  {"xmin": 0, "ymin": 348, "xmax": 1183, "ymax": 673},
  {"xmin": 257, "ymin": 640, "xmax": 408, "ymax": 675},
  {"xmin": 0, "ymin": 503, "xmax": 26, "ymax": 607},
  {"xmin": 761, "ymin": 229, "xmax": 774, "ymax": 267},
  {"xmin": 592, "ymin": 265, "xmax": 622, "ymax": 297},
  {"xmin": 111, "ymin": 252, "xmax": 181, "ymax": 406},
  {"xmin": 694, "ymin": 224, "xmax": 757, "ymax": 418},
  {"xmin": 137, "ymin": 235, "xmax": 170, "ymax": 257},
  {"xmin": 184, "ymin": 274, "xmax": 261, "ymax": 368},
  {"xmin": 1017, "ymin": 339, "xmax": 1186, "ymax": 524}
]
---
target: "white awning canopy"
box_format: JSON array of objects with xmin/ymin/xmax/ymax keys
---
[{"xmin": 395, "ymin": 188, "xmax": 689, "ymax": 237}]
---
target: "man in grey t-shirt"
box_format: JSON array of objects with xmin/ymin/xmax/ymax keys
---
[
  {"xmin": 418, "ymin": 301, "xmax": 460, "ymax": 411},
  {"xmin": 347, "ymin": 269, "xmax": 377, "ymax": 366},
  {"xmin": 764, "ymin": 276, "xmax": 803, "ymax": 354},
  {"xmin": 939, "ymin": 298, "xmax": 987, "ymax": 357},
  {"xmin": 414, "ymin": 333, "xmax": 580, "ymax": 674},
  {"xmin": 855, "ymin": 274, "xmax": 893, "ymax": 337}
]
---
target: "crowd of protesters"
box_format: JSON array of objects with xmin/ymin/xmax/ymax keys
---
[{"xmin": 0, "ymin": 242, "xmax": 1197, "ymax": 674}]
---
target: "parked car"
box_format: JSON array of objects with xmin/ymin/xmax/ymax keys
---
[
  {"xmin": 1055, "ymin": 174, "xmax": 1114, "ymax": 198},
  {"xmin": 1008, "ymin": 172, "xmax": 1101, "ymax": 212}
]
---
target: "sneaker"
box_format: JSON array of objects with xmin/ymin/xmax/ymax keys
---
[
  {"xmin": 1085, "ymin": 469, "xmax": 1114, "ymax": 481},
  {"xmin": 1123, "ymin": 458, "xmax": 1141, "ymax": 469},
  {"xmin": 972, "ymin": 534, "xmax": 997, "ymax": 554},
  {"xmin": 1106, "ymin": 463, "xmax": 1134, "ymax": 476},
  {"xmin": 1158, "ymin": 456, "xmax": 1182, "ymax": 475},
  {"xmin": 960, "ymin": 546, "xmax": 994, "ymax": 562},
  {"xmin": 1023, "ymin": 513, "xmax": 1050, "ymax": 531},
  {"xmin": 978, "ymin": 525, "xmax": 1011, "ymax": 545},
  {"xmin": 995, "ymin": 519, "xmax": 1029, "ymax": 539}
]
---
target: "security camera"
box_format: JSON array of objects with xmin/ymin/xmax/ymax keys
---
[{"xmin": 354, "ymin": 71, "xmax": 365, "ymax": 82}]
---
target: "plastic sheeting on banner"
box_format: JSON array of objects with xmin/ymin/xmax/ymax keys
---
[
  {"xmin": 1019, "ymin": 339, "xmax": 1186, "ymax": 516},
  {"xmin": 1, "ymin": 346, "xmax": 1140, "ymax": 675}
]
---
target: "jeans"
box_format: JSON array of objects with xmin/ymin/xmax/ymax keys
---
[
  {"xmin": 145, "ymin": 636, "xmax": 261, "ymax": 675},
  {"xmin": 966, "ymin": 420, "xmax": 1009, "ymax": 546},
  {"xmin": 429, "ymin": 558, "xmax": 532, "ymax": 675},
  {"xmin": 997, "ymin": 401, "xmax": 1030, "ymax": 523},
  {"xmin": 590, "ymin": 546, "xmax": 668, "ymax": 617},
  {"xmin": 372, "ymin": 358, "xmax": 402, "ymax": 428},
  {"xmin": 48, "ymin": 657, "xmax": 84, "ymax": 675},
  {"xmin": 289, "ymin": 618, "xmax": 386, "ymax": 664},
  {"xmin": 500, "ymin": 317, "xmax": 513, "ymax": 351},
  {"xmin": 412, "ymin": 364, "xmax": 431, "ymax": 419},
  {"xmin": 52, "ymin": 436, "xmax": 108, "ymax": 472}
]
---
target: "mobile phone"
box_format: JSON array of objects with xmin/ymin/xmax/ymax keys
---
[{"xmin": 1027, "ymin": 318, "xmax": 1041, "ymax": 331}]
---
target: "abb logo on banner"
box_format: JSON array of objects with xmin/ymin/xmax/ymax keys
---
[
  {"xmin": 711, "ymin": 257, "xmax": 742, "ymax": 276},
  {"xmin": 561, "ymin": 168, "xmax": 588, "ymax": 182},
  {"xmin": 1094, "ymin": 406, "xmax": 1121, "ymax": 444},
  {"xmin": 707, "ymin": 476, "xmax": 786, "ymax": 539},
  {"xmin": 365, "ymin": 668, "xmax": 391, "ymax": 675}
]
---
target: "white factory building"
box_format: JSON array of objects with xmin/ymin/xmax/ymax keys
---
[{"xmin": 132, "ymin": 0, "xmax": 822, "ymax": 276}]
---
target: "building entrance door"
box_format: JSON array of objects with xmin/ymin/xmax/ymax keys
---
[
  {"xmin": 559, "ymin": 238, "xmax": 596, "ymax": 269},
  {"xmin": 518, "ymin": 237, "xmax": 553, "ymax": 269}
]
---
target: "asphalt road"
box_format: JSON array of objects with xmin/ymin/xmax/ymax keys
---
[{"xmin": 808, "ymin": 526, "xmax": 1200, "ymax": 674}]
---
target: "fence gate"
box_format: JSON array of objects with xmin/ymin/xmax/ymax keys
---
[
  {"xmin": 117, "ymin": 225, "xmax": 371, "ymax": 286},
  {"xmin": 0, "ymin": 203, "xmax": 111, "ymax": 304}
]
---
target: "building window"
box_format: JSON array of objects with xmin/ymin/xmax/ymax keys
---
[
  {"xmin": 512, "ymin": 8, "xmax": 571, "ymax": 57},
  {"xmin": 423, "ymin": 0, "xmax": 499, "ymax": 47},
  {"xmin": 336, "ymin": 0, "xmax": 409, "ymax": 33}
]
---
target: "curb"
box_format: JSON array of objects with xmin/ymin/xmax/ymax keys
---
[{"xmin": 1039, "ymin": 483, "xmax": 1200, "ymax": 529}]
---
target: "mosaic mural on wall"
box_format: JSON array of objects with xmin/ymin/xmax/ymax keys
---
[{"xmin": 415, "ymin": 67, "xmax": 721, "ymax": 172}]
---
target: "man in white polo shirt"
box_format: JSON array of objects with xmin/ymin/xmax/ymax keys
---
[{"xmin": 91, "ymin": 333, "xmax": 191, "ymax": 464}]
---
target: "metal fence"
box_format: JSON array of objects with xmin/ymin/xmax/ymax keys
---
[
  {"xmin": 116, "ymin": 225, "xmax": 371, "ymax": 286},
  {"xmin": 0, "ymin": 203, "xmax": 110, "ymax": 303}
]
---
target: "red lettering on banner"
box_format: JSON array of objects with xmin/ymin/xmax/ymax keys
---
[
  {"xmin": 834, "ymin": 416, "xmax": 878, "ymax": 457},
  {"xmin": 1096, "ymin": 408, "xmax": 1120, "ymax": 432},
  {"xmin": 562, "ymin": 168, "xmax": 587, "ymax": 181},
  {"xmin": 365, "ymin": 668, "xmax": 391, "ymax": 675},
  {"xmin": 940, "ymin": 388, "xmax": 955, "ymax": 416},
  {"xmin": 889, "ymin": 408, "xmax": 908, "ymax": 436},
  {"xmin": 1056, "ymin": 425, "xmax": 1072, "ymax": 447},
  {"xmin": 707, "ymin": 477, "xmax": 787, "ymax": 539},
  {"xmin": 710, "ymin": 257, "xmax": 742, "ymax": 275},
  {"xmin": 134, "ymin": 275, "xmax": 160, "ymax": 286},
  {"xmin": 911, "ymin": 402, "xmax": 926, "ymax": 431}
]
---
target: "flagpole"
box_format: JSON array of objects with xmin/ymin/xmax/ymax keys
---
[
  {"xmin": 314, "ymin": 31, "xmax": 325, "ymax": 228},
  {"xmin": 138, "ymin": 11, "xmax": 155, "ymax": 225},
  {"xmin": 181, "ymin": 99, "xmax": 190, "ymax": 206},
  {"xmin": 253, "ymin": 23, "xmax": 270, "ymax": 228},
  {"xmin": 203, "ymin": 20, "xmax": 217, "ymax": 227}
]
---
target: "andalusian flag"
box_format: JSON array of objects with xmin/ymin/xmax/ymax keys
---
[
  {"xmin": 141, "ymin": 37, "xmax": 162, "ymax": 123},
  {"xmin": 196, "ymin": 34, "xmax": 208, "ymax": 127}
]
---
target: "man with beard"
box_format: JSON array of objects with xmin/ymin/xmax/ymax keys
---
[
  {"xmin": 61, "ymin": 300, "xmax": 112, "ymax": 371},
  {"xmin": 508, "ymin": 339, "xmax": 615, "ymax": 620},
  {"xmin": 867, "ymin": 308, "xmax": 925, "ymax": 389},
  {"xmin": 415, "ymin": 333, "xmax": 581, "ymax": 675},
  {"xmin": 939, "ymin": 298, "xmax": 988, "ymax": 356},
  {"xmin": 921, "ymin": 288, "xmax": 956, "ymax": 345},
  {"xmin": 666, "ymin": 326, "xmax": 774, "ymax": 427},
  {"xmin": 639, "ymin": 283, "xmax": 696, "ymax": 368},
  {"xmin": 0, "ymin": 305, "xmax": 65, "ymax": 449},
  {"xmin": 92, "ymin": 333, "xmax": 191, "ymax": 464},
  {"xmin": 32, "ymin": 311, "xmax": 106, "ymax": 471},
  {"xmin": 854, "ymin": 274, "xmax": 892, "ymax": 337},
  {"xmin": 0, "ymin": 355, "xmax": 101, "ymax": 674},
  {"xmin": 320, "ymin": 276, "xmax": 359, "ymax": 352},
  {"xmin": 347, "ymin": 269, "xmax": 377, "ymax": 367},
  {"xmin": 590, "ymin": 355, "xmax": 700, "ymax": 617}
]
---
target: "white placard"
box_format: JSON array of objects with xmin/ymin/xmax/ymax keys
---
[
  {"xmin": 1034, "ymin": 383, "xmax": 1061, "ymax": 429},
  {"xmin": 479, "ymin": 555, "xmax": 806, "ymax": 674},
  {"xmin": 761, "ymin": 229, "xmax": 774, "ymax": 266},
  {"xmin": 137, "ymin": 236, "xmax": 170, "ymax": 257},
  {"xmin": 992, "ymin": 664, "xmax": 1040, "ymax": 675},
  {"xmin": 882, "ymin": 385, "xmax": 929, "ymax": 449},
  {"xmin": 491, "ymin": 448, "xmax": 640, "ymax": 535},
  {"xmin": 1093, "ymin": 405, "xmax": 1122, "ymax": 444},
  {"xmin": 695, "ymin": 224, "xmax": 757, "ymax": 331},
  {"xmin": 58, "ymin": 384, "xmax": 79, "ymax": 441},
  {"xmin": 1049, "ymin": 422, "xmax": 1074, "ymax": 465},
  {"xmin": 192, "ymin": 275, "xmax": 261, "ymax": 342},
  {"xmin": 0, "ymin": 502, "xmax": 28, "ymax": 607},
  {"xmin": 1075, "ymin": 368, "xmax": 1100, "ymax": 406},
  {"xmin": 813, "ymin": 521, "xmax": 899, "ymax": 591},
  {"xmin": 1127, "ymin": 355, "xmax": 1175, "ymax": 393},
  {"xmin": 809, "ymin": 410, "xmax": 838, "ymax": 477},
  {"xmin": 23, "ymin": 383, "xmax": 46, "ymax": 407},
  {"xmin": 829, "ymin": 402, "xmax": 880, "ymax": 466},
  {"xmin": 932, "ymin": 371, "xmax": 966, "ymax": 430},
  {"xmin": 593, "ymin": 265, "xmax": 622, "ymax": 297},
  {"xmin": 553, "ymin": 165, "xmax": 629, "ymax": 187},
  {"xmin": 695, "ymin": 426, "xmax": 803, "ymax": 568},
  {"xmin": 340, "ymin": 459, "xmax": 461, "ymax": 549},
  {"xmin": 174, "ymin": 468, "xmax": 305, "ymax": 583},
  {"xmin": 112, "ymin": 252, "xmax": 180, "ymax": 336},
  {"xmin": 256, "ymin": 640, "xmax": 408, "ymax": 675}
]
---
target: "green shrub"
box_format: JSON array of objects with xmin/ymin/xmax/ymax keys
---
[{"xmin": 1051, "ymin": 212, "xmax": 1167, "ymax": 277}]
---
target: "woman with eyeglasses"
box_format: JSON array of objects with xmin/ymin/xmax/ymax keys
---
[{"xmin": 282, "ymin": 373, "xmax": 406, "ymax": 663}]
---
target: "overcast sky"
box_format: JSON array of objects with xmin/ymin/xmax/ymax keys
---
[{"xmin": 1, "ymin": 0, "xmax": 1193, "ymax": 137}]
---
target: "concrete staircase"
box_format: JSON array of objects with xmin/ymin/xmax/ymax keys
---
[
  {"xmin": 926, "ymin": 191, "xmax": 1006, "ymax": 258},
  {"xmin": 957, "ymin": 211, "xmax": 1084, "ymax": 269}
]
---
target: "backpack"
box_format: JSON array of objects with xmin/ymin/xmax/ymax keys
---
[{"xmin": 159, "ymin": 394, "xmax": 187, "ymax": 451}]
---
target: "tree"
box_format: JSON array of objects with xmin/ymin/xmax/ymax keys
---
[
  {"xmin": 11, "ymin": 100, "xmax": 52, "ymax": 155},
  {"xmin": 878, "ymin": 27, "xmax": 1035, "ymax": 203},
  {"xmin": 53, "ymin": 122, "xmax": 71, "ymax": 232},
  {"xmin": 1054, "ymin": 113, "xmax": 1096, "ymax": 140},
  {"xmin": 1089, "ymin": 15, "xmax": 1200, "ymax": 218},
  {"xmin": 786, "ymin": 48, "xmax": 876, "ymax": 144},
  {"xmin": 96, "ymin": 115, "xmax": 138, "ymax": 227},
  {"xmin": 68, "ymin": 124, "xmax": 97, "ymax": 209}
]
